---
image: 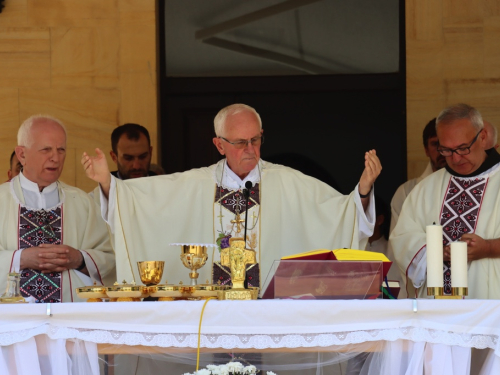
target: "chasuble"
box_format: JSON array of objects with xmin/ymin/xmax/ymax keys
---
[
  {"xmin": 391, "ymin": 158, "xmax": 500, "ymax": 299},
  {"xmin": 0, "ymin": 176, "xmax": 115, "ymax": 302},
  {"xmin": 104, "ymin": 159, "xmax": 374, "ymax": 290}
]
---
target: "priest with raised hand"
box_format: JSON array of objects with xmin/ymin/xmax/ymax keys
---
[
  {"xmin": 391, "ymin": 103, "xmax": 500, "ymax": 299},
  {"xmin": 81, "ymin": 103, "xmax": 382, "ymax": 289},
  {"xmin": 0, "ymin": 115, "xmax": 115, "ymax": 303}
]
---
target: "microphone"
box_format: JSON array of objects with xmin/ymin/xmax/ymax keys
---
[{"xmin": 243, "ymin": 181, "xmax": 253, "ymax": 245}]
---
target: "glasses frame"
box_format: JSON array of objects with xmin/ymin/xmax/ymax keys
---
[
  {"xmin": 219, "ymin": 134, "xmax": 264, "ymax": 149},
  {"xmin": 437, "ymin": 129, "xmax": 482, "ymax": 157}
]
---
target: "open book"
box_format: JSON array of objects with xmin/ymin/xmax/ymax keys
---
[{"xmin": 281, "ymin": 248, "xmax": 392, "ymax": 279}]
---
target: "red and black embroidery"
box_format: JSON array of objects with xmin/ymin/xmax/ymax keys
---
[
  {"xmin": 215, "ymin": 183, "xmax": 260, "ymax": 215},
  {"xmin": 440, "ymin": 177, "xmax": 486, "ymax": 294},
  {"xmin": 19, "ymin": 207, "xmax": 62, "ymax": 303}
]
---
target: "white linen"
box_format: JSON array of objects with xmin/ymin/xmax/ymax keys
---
[{"xmin": 0, "ymin": 300, "xmax": 498, "ymax": 374}]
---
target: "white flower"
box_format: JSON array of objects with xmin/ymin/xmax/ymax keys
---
[
  {"xmin": 227, "ymin": 362, "xmax": 244, "ymax": 373},
  {"xmin": 218, "ymin": 365, "xmax": 229, "ymax": 375},
  {"xmin": 243, "ymin": 365, "xmax": 257, "ymax": 374},
  {"xmin": 195, "ymin": 370, "xmax": 211, "ymax": 375}
]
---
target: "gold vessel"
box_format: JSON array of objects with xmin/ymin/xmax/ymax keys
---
[
  {"xmin": 76, "ymin": 285, "xmax": 108, "ymax": 302},
  {"xmin": 106, "ymin": 282, "xmax": 149, "ymax": 302},
  {"xmin": 138, "ymin": 260, "xmax": 164, "ymax": 285}
]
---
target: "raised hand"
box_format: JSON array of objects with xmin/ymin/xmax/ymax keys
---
[
  {"xmin": 359, "ymin": 149, "xmax": 382, "ymax": 196},
  {"xmin": 81, "ymin": 148, "xmax": 112, "ymax": 197}
]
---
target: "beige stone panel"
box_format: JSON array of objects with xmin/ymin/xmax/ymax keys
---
[
  {"xmin": 408, "ymin": 160, "xmax": 430, "ymax": 181},
  {"xmin": 445, "ymin": 78, "xmax": 500, "ymax": 107},
  {"xmin": 0, "ymin": 0, "xmax": 28, "ymax": 27},
  {"xmin": 442, "ymin": 26, "xmax": 484, "ymax": 79},
  {"xmin": 27, "ymin": 0, "xmax": 118, "ymax": 27},
  {"xmin": 0, "ymin": 88, "xmax": 20, "ymax": 177},
  {"xmin": 0, "ymin": 51, "xmax": 50, "ymax": 88},
  {"xmin": 119, "ymin": 10, "xmax": 157, "ymax": 72},
  {"xmin": 406, "ymin": 0, "xmax": 443, "ymax": 41},
  {"xmin": 120, "ymin": 71, "xmax": 158, "ymax": 163},
  {"xmin": 484, "ymin": 17, "xmax": 500, "ymax": 77},
  {"xmin": 0, "ymin": 28, "xmax": 50, "ymax": 52},
  {"xmin": 443, "ymin": 0, "xmax": 483, "ymax": 26},
  {"xmin": 51, "ymin": 27, "xmax": 119, "ymax": 88},
  {"xmin": 484, "ymin": 0, "xmax": 500, "ymax": 16},
  {"xmin": 406, "ymin": 40, "xmax": 445, "ymax": 101},
  {"xmin": 118, "ymin": 0, "xmax": 155, "ymax": 12},
  {"xmin": 18, "ymin": 88, "xmax": 120, "ymax": 149},
  {"xmin": 59, "ymin": 148, "xmax": 76, "ymax": 187}
]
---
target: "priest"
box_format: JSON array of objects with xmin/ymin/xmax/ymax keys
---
[
  {"xmin": 0, "ymin": 115, "xmax": 115, "ymax": 302},
  {"xmin": 391, "ymin": 103, "xmax": 500, "ymax": 299},
  {"xmin": 82, "ymin": 103, "xmax": 382, "ymax": 289}
]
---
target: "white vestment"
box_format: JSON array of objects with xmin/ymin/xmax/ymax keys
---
[
  {"xmin": 0, "ymin": 175, "xmax": 115, "ymax": 302},
  {"xmin": 390, "ymin": 162, "xmax": 433, "ymax": 233},
  {"xmin": 390, "ymin": 162, "xmax": 500, "ymax": 299},
  {"xmin": 102, "ymin": 159, "xmax": 375, "ymax": 289}
]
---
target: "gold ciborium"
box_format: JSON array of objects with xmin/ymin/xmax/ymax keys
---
[
  {"xmin": 180, "ymin": 245, "xmax": 208, "ymax": 285},
  {"xmin": 137, "ymin": 261, "xmax": 164, "ymax": 286}
]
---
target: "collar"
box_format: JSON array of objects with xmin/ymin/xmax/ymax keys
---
[
  {"xmin": 19, "ymin": 171, "xmax": 58, "ymax": 194},
  {"xmin": 445, "ymin": 148, "xmax": 500, "ymax": 178},
  {"xmin": 216, "ymin": 159, "xmax": 262, "ymax": 190}
]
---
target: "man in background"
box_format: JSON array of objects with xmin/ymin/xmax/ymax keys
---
[
  {"xmin": 110, "ymin": 123, "xmax": 155, "ymax": 180},
  {"xmin": 390, "ymin": 119, "xmax": 446, "ymax": 232}
]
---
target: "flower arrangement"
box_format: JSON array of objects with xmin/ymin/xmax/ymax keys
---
[{"xmin": 182, "ymin": 362, "xmax": 276, "ymax": 375}]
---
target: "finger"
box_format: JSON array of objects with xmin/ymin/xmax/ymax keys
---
[{"xmin": 95, "ymin": 148, "xmax": 104, "ymax": 157}]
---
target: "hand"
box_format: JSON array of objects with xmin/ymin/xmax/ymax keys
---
[
  {"xmin": 460, "ymin": 233, "xmax": 492, "ymax": 262},
  {"xmin": 20, "ymin": 244, "xmax": 84, "ymax": 273},
  {"xmin": 359, "ymin": 149, "xmax": 382, "ymax": 195},
  {"xmin": 81, "ymin": 148, "xmax": 111, "ymax": 188}
]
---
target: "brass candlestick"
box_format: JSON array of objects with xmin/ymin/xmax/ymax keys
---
[{"xmin": 427, "ymin": 287, "xmax": 468, "ymax": 299}]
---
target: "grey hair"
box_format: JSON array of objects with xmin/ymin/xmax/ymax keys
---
[
  {"xmin": 214, "ymin": 103, "xmax": 262, "ymax": 137},
  {"xmin": 484, "ymin": 121, "xmax": 498, "ymax": 149},
  {"xmin": 436, "ymin": 103, "xmax": 483, "ymax": 132},
  {"xmin": 18, "ymin": 114, "xmax": 67, "ymax": 147}
]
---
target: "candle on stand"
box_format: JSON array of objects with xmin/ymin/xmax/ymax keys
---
[
  {"xmin": 451, "ymin": 241, "xmax": 468, "ymax": 288},
  {"xmin": 426, "ymin": 224, "xmax": 443, "ymax": 288}
]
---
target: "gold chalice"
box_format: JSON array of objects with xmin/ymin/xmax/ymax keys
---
[
  {"xmin": 137, "ymin": 261, "xmax": 164, "ymax": 286},
  {"xmin": 180, "ymin": 245, "xmax": 208, "ymax": 285}
]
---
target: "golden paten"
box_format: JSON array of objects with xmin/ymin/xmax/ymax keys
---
[
  {"xmin": 106, "ymin": 281, "xmax": 149, "ymax": 302},
  {"xmin": 76, "ymin": 284, "xmax": 107, "ymax": 302}
]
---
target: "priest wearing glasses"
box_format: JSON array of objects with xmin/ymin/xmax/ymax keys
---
[
  {"xmin": 82, "ymin": 103, "xmax": 382, "ymax": 288},
  {"xmin": 391, "ymin": 103, "xmax": 500, "ymax": 299}
]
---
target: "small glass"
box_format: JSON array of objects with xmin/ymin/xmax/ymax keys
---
[{"xmin": 1, "ymin": 272, "xmax": 26, "ymax": 303}]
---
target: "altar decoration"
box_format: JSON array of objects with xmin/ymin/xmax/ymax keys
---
[
  {"xmin": 426, "ymin": 224, "xmax": 468, "ymax": 299},
  {"xmin": 182, "ymin": 362, "xmax": 277, "ymax": 375}
]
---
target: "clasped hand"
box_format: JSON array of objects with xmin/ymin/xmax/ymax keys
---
[{"xmin": 20, "ymin": 244, "xmax": 83, "ymax": 273}]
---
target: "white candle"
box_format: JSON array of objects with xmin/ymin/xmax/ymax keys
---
[
  {"xmin": 451, "ymin": 241, "xmax": 468, "ymax": 288},
  {"xmin": 426, "ymin": 224, "xmax": 444, "ymax": 288}
]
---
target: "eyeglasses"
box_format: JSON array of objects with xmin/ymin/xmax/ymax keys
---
[
  {"xmin": 219, "ymin": 135, "xmax": 264, "ymax": 149},
  {"xmin": 437, "ymin": 130, "xmax": 482, "ymax": 157}
]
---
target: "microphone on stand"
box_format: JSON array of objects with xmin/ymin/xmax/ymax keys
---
[{"xmin": 243, "ymin": 181, "xmax": 252, "ymax": 245}]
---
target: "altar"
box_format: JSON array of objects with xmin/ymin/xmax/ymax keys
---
[{"xmin": 0, "ymin": 299, "xmax": 499, "ymax": 374}]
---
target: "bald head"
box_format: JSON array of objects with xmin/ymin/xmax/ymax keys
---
[{"xmin": 483, "ymin": 121, "xmax": 499, "ymax": 150}]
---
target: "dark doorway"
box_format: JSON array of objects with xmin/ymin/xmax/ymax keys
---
[{"xmin": 158, "ymin": 1, "xmax": 406, "ymax": 205}]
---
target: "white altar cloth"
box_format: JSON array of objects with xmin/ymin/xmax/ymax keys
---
[{"xmin": 0, "ymin": 299, "xmax": 499, "ymax": 374}]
